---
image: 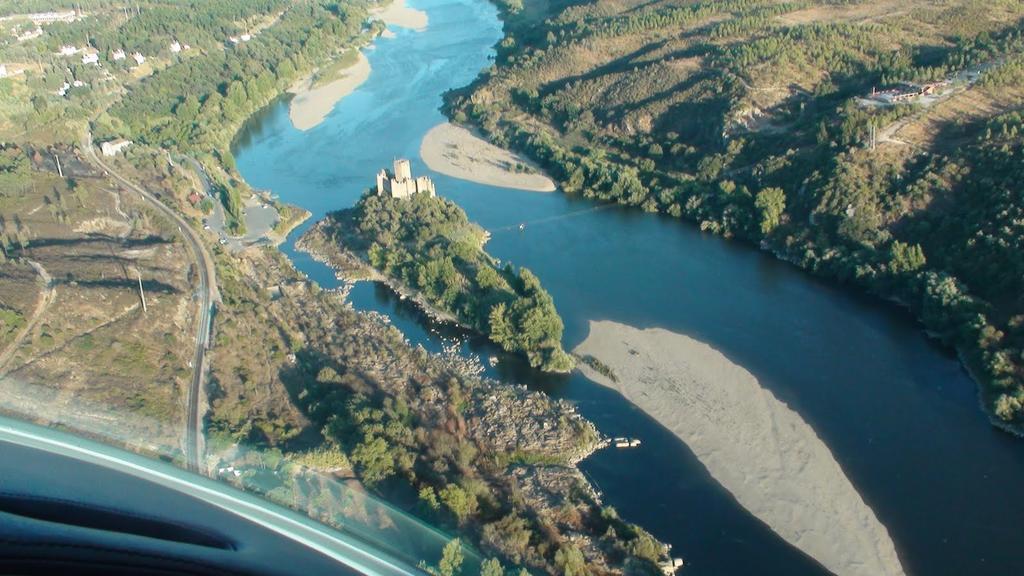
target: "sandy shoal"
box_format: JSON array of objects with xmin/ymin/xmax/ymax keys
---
[
  {"xmin": 420, "ymin": 123, "xmax": 557, "ymax": 192},
  {"xmin": 574, "ymin": 320, "xmax": 905, "ymax": 576},
  {"xmin": 370, "ymin": 0, "xmax": 428, "ymax": 31},
  {"xmin": 288, "ymin": 52, "xmax": 371, "ymax": 131}
]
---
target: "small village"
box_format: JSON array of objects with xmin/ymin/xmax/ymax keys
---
[{"xmin": 1, "ymin": 6, "xmax": 259, "ymax": 99}]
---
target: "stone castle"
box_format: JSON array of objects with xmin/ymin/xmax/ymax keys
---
[{"xmin": 376, "ymin": 159, "xmax": 435, "ymax": 199}]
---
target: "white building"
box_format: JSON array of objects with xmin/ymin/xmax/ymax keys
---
[
  {"xmin": 72, "ymin": 79, "xmax": 85, "ymax": 88},
  {"xmin": 240, "ymin": 33, "xmax": 252, "ymax": 42},
  {"xmin": 100, "ymin": 139, "xmax": 132, "ymax": 157},
  {"xmin": 56, "ymin": 81, "xmax": 70, "ymax": 96},
  {"xmin": 0, "ymin": 65, "xmax": 7, "ymax": 79},
  {"xmin": 111, "ymin": 49, "xmax": 126, "ymax": 61},
  {"xmin": 376, "ymin": 159, "xmax": 436, "ymax": 199},
  {"xmin": 82, "ymin": 52, "xmax": 99, "ymax": 65},
  {"xmin": 170, "ymin": 40, "xmax": 181, "ymax": 53},
  {"xmin": 132, "ymin": 52, "xmax": 145, "ymax": 65},
  {"xmin": 28, "ymin": 11, "xmax": 77, "ymax": 24},
  {"xmin": 0, "ymin": 11, "xmax": 76, "ymax": 25},
  {"xmin": 16, "ymin": 27, "xmax": 43, "ymax": 42},
  {"xmin": 58, "ymin": 45, "xmax": 80, "ymax": 56}
]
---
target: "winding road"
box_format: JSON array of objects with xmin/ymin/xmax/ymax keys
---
[
  {"xmin": 0, "ymin": 261, "xmax": 55, "ymax": 376},
  {"xmin": 83, "ymin": 132, "xmax": 218, "ymax": 473}
]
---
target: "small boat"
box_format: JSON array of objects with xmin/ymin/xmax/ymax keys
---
[
  {"xmin": 613, "ymin": 437, "xmax": 642, "ymax": 448},
  {"xmin": 518, "ymin": 223, "xmax": 526, "ymax": 231},
  {"xmin": 488, "ymin": 356, "xmax": 498, "ymax": 367}
]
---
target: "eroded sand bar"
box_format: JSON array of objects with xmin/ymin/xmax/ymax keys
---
[
  {"xmin": 371, "ymin": 0, "xmax": 428, "ymax": 31},
  {"xmin": 288, "ymin": 52, "xmax": 371, "ymax": 131},
  {"xmin": 575, "ymin": 320, "xmax": 905, "ymax": 576},
  {"xmin": 420, "ymin": 123, "xmax": 557, "ymax": 192}
]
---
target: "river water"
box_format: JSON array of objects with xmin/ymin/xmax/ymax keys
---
[{"xmin": 233, "ymin": 0, "xmax": 1024, "ymax": 574}]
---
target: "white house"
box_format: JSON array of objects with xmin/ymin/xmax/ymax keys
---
[
  {"xmin": 16, "ymin": 27, "xmax": 43, "ymax": 42},
  {"xmin": 56, "ymin": 81, "xmax": 70, "ymax": 96},
  {"xmin": 8, "ymin": 11, "xmax": 78, "ymax": 24},
  {"xmin": 111, "ymin": 49, "xmax": 126, "ymax": 61},
  {"xmin": 58, "ymin": 45, "xmax": 79, "ymax": 56},
  {"xmin": 132, "ymin": 52, "xmax": 145, "ymax": 65},
  {"xmin": 82, "ymin": 52, "xmax": 99, "ymax": 65},
  {"xmin": 240, "ymin": 33, "xmax": 252, "ymax": 42},
  {"xmin": 100, "ymin": 139, "xmax": 132, "ymax": 157},
  {"xmin": 170, "ymin": 40, "xmax": 181, "ymax": 53},
  {"xmin": 72, "ymin": 79, "xmax": 85, "ymax": 88}
]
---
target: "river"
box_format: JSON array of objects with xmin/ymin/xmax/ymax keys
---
[{"xmin": 233, "ymin": 0, "xmax": 1024, "ymax": 574}]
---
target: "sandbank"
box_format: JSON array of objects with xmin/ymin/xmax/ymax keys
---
[
  {"xmin": 574, "ymin": 320, "xmax": 905, "ymax": 576},
  {"xmin": 420, "ymin": 123, "xmax": 557, "ymax": 192},
  {"xmin": 288, "ymin": 52, "xmax": 371, "ymax": 131},
  {"xmin": 370, "ymin": 0, "xmax": 428, "ymax": 31}
]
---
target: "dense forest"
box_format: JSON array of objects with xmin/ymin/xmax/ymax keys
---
[
  {"xmin": 102, "ymin": 0, "xmax": 373, "ymax": 154},
  {"xmin": 314, "ymin": 192, "xmax": 575, "ymax": 372},
  {"xmin": 447, "ymin": 0, "xmax": 1024, "ymax": 432}
]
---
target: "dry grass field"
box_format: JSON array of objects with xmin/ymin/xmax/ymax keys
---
[{"xmin": 0, "ymin": 153, "xmax": 196, "ymax": 453}]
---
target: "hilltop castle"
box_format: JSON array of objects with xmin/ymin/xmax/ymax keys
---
[{"xmin": 376, "ymin": 159, "xmax": 435, "ymax": 199}]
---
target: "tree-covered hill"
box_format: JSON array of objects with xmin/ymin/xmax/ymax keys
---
[
  {"xmin": 309, "ymin": 192, "xmax": 575, "ymax": 373},
  {"xmin": 446, "ymin": 0, "xmax": 1024, "ymax": 432}
]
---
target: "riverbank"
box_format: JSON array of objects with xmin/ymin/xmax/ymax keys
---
[
  {"xmin": 370, "ymin": 0, "xmax": 428, "ymax": 30},
  {"xmin": 287, "ymin": 52, "xmax": 371, "ymax": 131},
  {"xmin": 285, "ymin": 0, "xmax": 429, "ymax": 132},
  {"xmin": 574, "ymin": 320, "xmax": 906, "ymax": 576},
  {"xmin": 267, "ymin": 203, "xmax": 311, "ymax": 247},
  {"xmin": 420, "ymin": 123, "xmax": 556, "ymax": 192}
]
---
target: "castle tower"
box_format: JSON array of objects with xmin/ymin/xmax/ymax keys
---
[
  {"xmin": 415, "ymin": 176, "xmax": 435, "ymax": 197},
  {"xmin": 393, "ymin": 158, "xmax": 412, "ymax": 181}
]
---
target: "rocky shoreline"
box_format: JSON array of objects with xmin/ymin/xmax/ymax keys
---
[
  {"xmin": 293, "ymin": 213, "xmax": 679, "ymax": 574},
  {"xmin": 296, "ymin": 218, "xmax": 468, "ymax": 328}
]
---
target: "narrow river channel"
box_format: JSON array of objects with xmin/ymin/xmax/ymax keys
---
[{"xmin": 233, "ymin": 0, "xmax": 1024, "ymax": 574}]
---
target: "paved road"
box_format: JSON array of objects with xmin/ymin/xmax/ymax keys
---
[{"xmin": 83, "ymin": 133, "xmax": 217, "ymax": 473}]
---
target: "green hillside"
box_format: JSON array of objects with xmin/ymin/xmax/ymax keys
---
[{"xmin": 447, "ymin": 0, "xmax": 1024, "ymax": 432}]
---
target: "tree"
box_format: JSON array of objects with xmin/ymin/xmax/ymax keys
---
[
  {"xmin": 554, "ymin": 544, "xmax": 587, "ymax": 576},
  {"xmin": 419, "ymin": 486, "xmax": 441, "ymax": 511},
  {"xmin": 888, "ymin": 240, "xmax": 926, "ymax": 274},
  {"xmin": 439, "ymin": 539, "xmax": 464, "ymax": 576},
  {"xmin": 481, "ymin": 515, "xmax": 532, "ymax": 564},
  {"xmin": 439, "ymin": 483, "xmax": 478, "ymax": 524},
  {"xmin": 488, "ymin": 303, "xmax": 513, "ymax": 349},
  {"xmin": 31, "ymin": 95, "xmax": 48, "ymax": 114},
  {"xmin": 481, "ymin": 558, "xmax": 503, "ymax": 576},
  {"xmin": 350, "ymin": 435, "xmax": 395, "ymax": 485},
  {"xmin": 995, "ymin": 393, "xmax": 1023, "ymax": 421},
  {"xmin": 754, "ymin": 187, "xmax": 786, "ymax": 236}
]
